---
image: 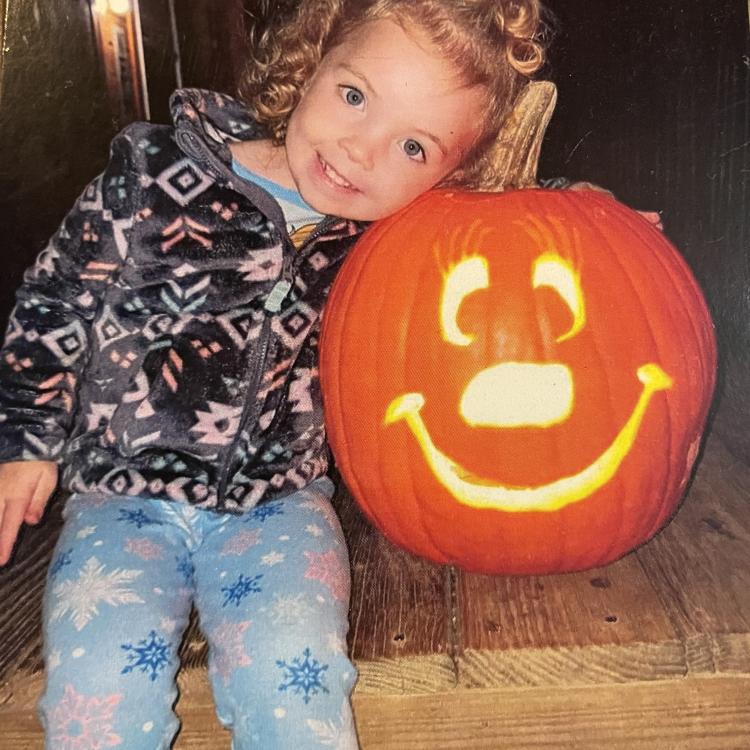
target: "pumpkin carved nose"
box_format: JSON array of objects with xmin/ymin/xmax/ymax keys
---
[{"xmin": 459, "ymin": 362, "xmax": 574, "ymax": 428}]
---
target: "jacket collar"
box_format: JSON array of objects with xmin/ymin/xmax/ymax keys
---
[
  {"xmin": 170, "ymin": 88, "xmax": 266, "ymax": 163},
  {"xmin": 170, "ymin": 89, "xmax": 368, "ymax": 243}
]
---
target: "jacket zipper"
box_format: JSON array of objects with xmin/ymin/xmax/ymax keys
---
[
  {"xmin": 216, "ymin": 312, "xmax": 272, "ymax": 505},
  {"xmin": 214, "ymin": 219, "xmax": 341, "ymax": 505},
  {"xmin": 176, "ymin": 127, "xmax": 351, "ymax": 505},
  {"xmin": 213, "ymin": 221, "xmax": 337, "ymax": 505}
]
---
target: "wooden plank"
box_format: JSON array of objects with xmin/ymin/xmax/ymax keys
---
[
  {"xmin": 173, "ymin": 0, "xmax": 246, "ymax": 95},
  {"xmin": 455, "ymin": 426, "xmax": 750, "ymax": 662},
  {"xmin": 458, "ymin": 632, "xmax": 750, "ymax": 690},
  {"xmin": 457, "ymin": 553, "xmax": 677, "ymax": 653},
  {"xmin": 459, "ymin": 640, "xmax": 687, "ymax": 689},
  {"xmin": 4, "ymin": 671, "xmax": 749, "ymax": 749},
  {"xmin": 352, "ymin": 677, "xmax": 750, "ymax": 750},
  {"xmin": 0, "ymin": 495, "xmax": 63, "ymax": 678},
  {"xmin": 332, "ymin": 482, "xmax": 455, "ymax": 675},
  {"xmin": 634, "ymin": 429, "xmax": 750, "ymax": 639}
]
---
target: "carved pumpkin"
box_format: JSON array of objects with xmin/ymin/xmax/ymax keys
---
[{"xmin": 320, "ymin": 189, "xmax": 717, "ymax": 574}]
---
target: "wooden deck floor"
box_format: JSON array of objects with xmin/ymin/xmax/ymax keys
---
[{"xmin": 1, "ymin": 400, "xmax": 749, "ymax": 748}]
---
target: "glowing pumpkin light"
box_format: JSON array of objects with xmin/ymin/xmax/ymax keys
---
[{"xmin": 320, "ymin": 189, "xmax": 717, "ymax": 574}]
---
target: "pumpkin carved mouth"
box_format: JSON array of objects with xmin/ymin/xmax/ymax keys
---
[{"xmin": 385, "ymin": 363, "xmax": 673, "ymax": 512}]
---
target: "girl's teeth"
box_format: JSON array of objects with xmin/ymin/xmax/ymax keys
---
[{"xmin": 324, "ymin": 161, "xmax": 352, "ymax": 188}]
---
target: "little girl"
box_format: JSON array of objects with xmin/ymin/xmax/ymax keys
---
[{"xmin": 0, "ymin": 0, "xmax": 546, "ymax": 747}]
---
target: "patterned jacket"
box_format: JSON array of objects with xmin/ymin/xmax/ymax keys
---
[{"xmin": 0, "ymin": 89, "xmax": 364, "ymax": 511}]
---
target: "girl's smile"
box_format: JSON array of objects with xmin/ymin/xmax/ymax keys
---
[
  {"xmin": 315, "ymin": 154, "xmax": 360, "ymax": 193},
  {"xmin": 282, "ymin": 18, "xmax": 487, "ymax": 221}
]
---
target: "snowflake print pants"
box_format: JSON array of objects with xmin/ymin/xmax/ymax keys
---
[{"xmin": 38, "ymin": 476, "xmax": 359, "ymax": 749}]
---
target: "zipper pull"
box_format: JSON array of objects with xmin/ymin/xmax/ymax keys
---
[{"xmin": 264, "ymin": 279, "xmax": 292, "ymax": 313}]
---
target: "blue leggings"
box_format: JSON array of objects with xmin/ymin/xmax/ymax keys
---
[{"xmin": 38, "ymin": 477, "xmax": 359, "ymax": 749}]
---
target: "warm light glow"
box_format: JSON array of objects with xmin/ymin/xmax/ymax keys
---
[
  {"xmin": 109, "ymin": 0, "xmax": 131, "ymax": 14},
  {"xmin": 92, "ymin": 0, "xmax": 131, "ymax": 15},
  {"xmin": 384, "ymin": 363, "xmax": 673, "ymax": 512},
  {"xmin": 460, "ymin": 362, "xmax": 573, "ymax": 427},
  {"xmin": 440, "ymin": 256, "xmax": 489, "ymax": 346},
  {"xmin": 532, "ymin": 253, "xmax": 586, "ymax": 342}
]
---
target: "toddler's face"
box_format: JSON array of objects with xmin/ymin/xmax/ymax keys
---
[{"xmin": 284, "ymin": 18, "xmax": 486, "ymax": 221}]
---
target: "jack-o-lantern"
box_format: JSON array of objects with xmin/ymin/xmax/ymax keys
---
[{"xmin": 320, "ymin": 189, "xmax": 717, "ymax": 574}]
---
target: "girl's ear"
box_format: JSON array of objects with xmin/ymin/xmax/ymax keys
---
[{"xmin": 481, "ymin": 80, "xmax": 558, "ymax": 192}]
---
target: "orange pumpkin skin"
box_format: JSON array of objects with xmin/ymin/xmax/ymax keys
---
[{"xmin": 320, "ymin": 189, "xmax": 717, "ymax": 574}]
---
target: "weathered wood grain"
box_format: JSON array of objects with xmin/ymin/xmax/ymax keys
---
[
  {"xmin": 332, "ymin": 479, "xmax": 455, "ymax": 665},
  {"xmin": 4, "ymin": 670, "xmax": 749, "ymax": 750},
  {"xmin": 351, "ymin": 678, "xmax": 750, "ymax": 750},
  {"xmin": 456, "ymin": 552, "xmax": 678, "ymax": 653},
  {"xmin": 1, "ymin": 414, "xmax": 748, "ymax": 748},
  {"xmin": 634, "ymin": 425, "xmax": 750, "ymax": 640},
  {"xmin": 457, "ymin": 632, "xmax": 750, "ymax": 690},
  {"xmin": 0, "ymin": 495, "xmax": 64, "ymax": 678}
]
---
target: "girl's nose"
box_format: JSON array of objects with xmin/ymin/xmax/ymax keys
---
[{"xmin": 338, "ymin": 135, "xmax": 375, "ymax": 171}]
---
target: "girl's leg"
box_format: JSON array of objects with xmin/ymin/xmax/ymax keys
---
[
  {"xmin": 38, "ymin": 495, "xmax": 195, "ymax": 749},
  {"xmin": 194, "ymin": 477, "xmax": 359, "ymax": 749}
]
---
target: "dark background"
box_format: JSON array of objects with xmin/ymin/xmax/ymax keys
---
[{"xmin": 0, "ymin": 0, "xmax": 748, "ymax": 460}]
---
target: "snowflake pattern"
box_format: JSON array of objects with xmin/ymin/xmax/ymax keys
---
[
  {"xmin": 51, "ymin": 557, "xmax": 144, "ymax": 631},
  {"xmin": 123, "ymin": 537, "xmax": 165, "ymax": 561},
  {"xmin": 304, "ymin": 550, "xmax": 348, "ymax": 601},
  {"xmin": 277, "ymin": 647, "xmax": 329, "ymax": 704},
  {"xmin": 160, "ymin": 617, "xmax": 178, "ymax": 635},
  {"xmin": 75, "ymin": 525, "xmax": 98, "ymax": 540},
  {"xmin": 117, "ymin": 508, "xmax": 164, "ymax": 529},
  {"xmin": 121, "ymin": 630, "xmax": 172, "ymax": 682},
  {"xmin": 220, "ymin": 528, "xmax": 262, "ymax": 556},
  {"xmin": 248, "ymin": 502, "xmax": 284, "ymax": 523},
  {"xmin": 221, "ymin": 573, "xmax": 263, "ymax": 607},
  {"xmin": 268, "ymin": 593, "xmax": 314, "ymax": 625},
  {"xmin": 300, "ymin": 498, "xmax": 341, "ymax": 531},
  {"xmin": 175, "ymin": 553, "xmax": 194, "ymax": 585},
  {"xmin": 49, "ymin": 548, "xmax": 74, "ymax": 579},
  {"xmin": 261, "ymin": 551, "xmax": 285, "ymax": 566},
  {"xmin": 209, "ymin": 619, "xmax": 252, "ymax": 685},
  {"xmin": 306, "ymin": 524, "xmax": 323, "ymax": 537},
  {"xmin": 306, "ymin": 699, "xmax": 358, "ymax": 749},
  {"xmin": 47, "ymin": 650, "xmax": 62, "ymax": 672},
  {"xmin": 326, "ymin": 631, "xmax": 347, "ymax": 655},
  {"xmin": 47, "ymin": 683, "xmax": 123, "ymax": 749}
]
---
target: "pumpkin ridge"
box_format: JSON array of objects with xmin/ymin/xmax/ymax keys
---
[{"xmin": 320, "ymin": 189, "xmax": 717, "ymax": 574}]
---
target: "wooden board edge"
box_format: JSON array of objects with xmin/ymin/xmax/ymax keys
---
[
  {"xmin": 3, "ymin": 670, "xmax": 750, "ymax": 749},
  {"xmin": 352, "ymin": 675, "xmax": 750, "ymax": 749},
  {"xmin": 457, "ymin": 632, "xmax": 750, "ymax": 689}
]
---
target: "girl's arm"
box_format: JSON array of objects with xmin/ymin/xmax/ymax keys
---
[
  {"xmin": 0, "ymin": 128, "xmax": 139, "ymax": 563},
  {"xmin": 0, "ymin": 460, "xmax": 58, "ymax": 565}
]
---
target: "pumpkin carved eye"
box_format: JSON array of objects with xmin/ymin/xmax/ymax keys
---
[
  {"xmin": 532, "ymin": 253, "xmax": 586, "ymax": 342},
  {"xmin": 440, "ymin": 256, "xmax": 489, "ymax": 346},
  {"xmin": 320, "ymin": 189, "xmax": 716, "ymax": 575}
]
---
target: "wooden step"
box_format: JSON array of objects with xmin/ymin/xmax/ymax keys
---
[{"xmin": 1, "ymin": 403, "xmax": 749, "ymax": 748}]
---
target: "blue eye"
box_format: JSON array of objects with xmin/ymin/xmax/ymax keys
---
[
  {"xmin": 402, "ymin": 139, "xmax": 425, "ymax": 162},
  {"xmin": 341, "ymin": 86, "xmax": 364, "ymax": 107}
]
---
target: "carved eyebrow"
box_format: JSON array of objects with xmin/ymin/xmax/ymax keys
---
[
  {"xmin": 440, "ymin": 256, "xmax": 489, "ymax": 346},
  {"xmin": 532, "ymin": 253, "xmax": 586, "ymax": 342}
]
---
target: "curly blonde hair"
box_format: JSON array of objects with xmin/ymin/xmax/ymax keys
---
[{"xmin": 238, "ymin": 0, "xmax": 548, "ymax": 189}]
